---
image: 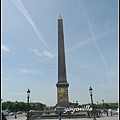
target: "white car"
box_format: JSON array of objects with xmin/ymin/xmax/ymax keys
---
[
  {"xmin": 29, "ymin": 110, "xmax": 35, "ymax": 112},
  {"xmin": 9, "ymin": 112, "xmax": 14, "ymax": 115}
]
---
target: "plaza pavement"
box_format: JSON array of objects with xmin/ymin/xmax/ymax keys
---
[{"xmin": 6, "ymin": 115, "xmax": 119, "ymax": 120}]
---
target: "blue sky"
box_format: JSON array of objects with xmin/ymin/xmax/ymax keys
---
[{"xmin": 2, "ymin": 0, "xmax": 118, "ymax": 106}]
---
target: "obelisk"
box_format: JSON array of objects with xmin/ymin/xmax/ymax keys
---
[{"xmin": 56, "ymin": 14, "xmax": 69, "ymax": 108}]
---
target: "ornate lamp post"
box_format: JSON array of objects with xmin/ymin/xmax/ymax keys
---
[
  {"xmin": 97, "ymin": 102, "xmax": 98, "ymax": 109},
  {"xmin": 14, "ymin": 100, "xmax": 18, "ymax": 119},
  {"xmin": 27, "ymin": 89, "xmax": 30, "ymax": 120},
  {"xmin": 102, "ymin": 100, "xmax": 104, "ymax": 112},
  {"xmin": 89, "ymin": 87, "xmax": 96, "ymax": 120}
]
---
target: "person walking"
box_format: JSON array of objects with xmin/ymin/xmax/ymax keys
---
[
  {"xmin": 67, "ymin": 111, "xmax": 70, "ymax": 118},
  {"xmin": 106, "ymin": 110, "xmax": 108, "ymax": 116},
  {"xmin": 99, "ymin": 109, "xmax": 103, "ymax": 117},
  {"xmin": 87, "ymin": 111, "xmax": 91, "ymax": 118},
  {"xmin": 59, "ymin": 110, "xmax": 62, "ymax": 120},
  {"xmin": 111, "ymin": 110, "xmax": 112, "ymax": 116}
]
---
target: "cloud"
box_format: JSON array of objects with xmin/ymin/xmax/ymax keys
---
[
  {"xmin": 18, "ymin": 69, "xmax": 42, "ymax": 74},
  {"xmin": 95, "ymin": 84, "xmax": 110, "ymax": 89},
  {"xmin": 12, "ymin": 0, "xmax": 49, "ymax": 49},
  {"xmin": 2, "ymin": 93, "xmax": 26, "ymax": 95},
  {"xmin": 66, "ymin": 29, "xmax": 117, "ymax": 53},
  {"xmin": 108, "ymin": 69, "xmax": 118, "ymax": 79},
  {"xmin": 30, "ymin": 28, "xmax": 116, "ymax": 65},
  {"xmin": 76, "ymin": 0, "xmax": 117, "ymax": 87},
  {"xmin": 2, "ymin": 44, "xmax": 10, "ymax": 53},
  {"xmin": 81, "ymin": 84, "xmax": 109, "ymax": 90},
  {"xmin": 2, "ymin": 78, "xmax": 24, "ymax": 85},
  {"xmin": 30, "ymin": 49, "xmax": 55, "ymax": 58}
]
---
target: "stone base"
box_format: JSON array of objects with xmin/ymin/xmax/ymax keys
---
[
  {"xmin": 55, "ymin": 106, "xmax": 66, "ymax": 111},
  {"xmin": 41, "ymin": 113, "xmax": 87, "ymax": 119},
  {"xmin": 29, "ymin": 111, "xmax": 88, "ymax": 120}
]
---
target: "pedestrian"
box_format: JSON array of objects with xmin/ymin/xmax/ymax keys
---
[
  {"xmin": 111, "ymin": 110, "xmax": 112, "ymax": 116},
  {"xmin": 96, "ymin": 110, "xmax": 99, "ymax": 117},
  {"xmin": 99, "ymin": 110, "xmax": 103, "ymax": 117},
  {"xmin": 87, "ymin": 111, "xmax": 91, "ymax": 118},
  {"xmin": 59, "ymin": 110, "xmax": 62, "ymax": 120},
  {"xmin": 106, "ymin": 110, "xmax": 108, "ymax": 116},
  {"xmin": 67, "ymin": 111, "xmax": 70, "ymax": 118}
]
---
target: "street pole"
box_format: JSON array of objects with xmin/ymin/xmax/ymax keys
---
[
  {"xmin": 89, "ymin": 87, "xmax": 96, "ymax": 120},
  {"xmin": 27, "ymin": 89, "xmax": 30, "ymax": 120},
  {"xmin": 90, "ymin": 94, "xmax": 96, "ymax": 120},
  {"xmin": 14, "ymin": 101, "xmax": 17, "ymax": 119},
  {"xmin": 14, "ymin": 110, "xmax": 17, "ymax": 119},
  {"xmin": 97, "ymin": 102, "xmax": 98, "ymax": 109},
  {"xmin": 102, "ymin": 100, "xmax": 104, "ymax": 112},
  {"xmin": 27, "ymin": 96, "xmax": 29, "ymax": 120}
]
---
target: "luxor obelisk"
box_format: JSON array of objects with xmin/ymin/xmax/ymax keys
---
[{"xmin": 56, "ymin": 14, "xmax": 69, "ymax": 109}]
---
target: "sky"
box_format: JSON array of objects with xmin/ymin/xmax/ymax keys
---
[{"xmin": 1, "ymin": 0, "xmax": 119, "ymax": 106}]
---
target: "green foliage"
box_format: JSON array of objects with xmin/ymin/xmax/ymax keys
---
[
  {"xmin": 78, "ymin": 102, "xmax": 118, "ymax": 109},
  {"xmin": 2, "ymin": 101, "xmax": 47, "ymax": 112},
  {"xmin": 32, "ymin": 102, "xmax": 46, "ymax": 110},
  {"xmin": 2, "ymin": 101, "xmax": 118, "ymax": 112},
  {"xmin": 109, "ymin": 103, "xmax": 118, "ymax": 109}
]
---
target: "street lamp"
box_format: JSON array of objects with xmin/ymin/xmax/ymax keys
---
[
  {"xmin": 102, "ymin": 100, "xmax": 104, "ymax": 112},
  {"xmin": 102, "ymin": 100, "xmax": 104, "ymax": 104},
  {"xmin": 89, "ymin": 87, "xmax": 96, "ymax": 120},
  {"xmin": 97, "ymin": 102, "xmax": 98, "ymax": 109},
  {"xmin": 76, "ymin": 101, "xmax": 78, "ymax": 106},
  {"xmin": 27, "ymin": 89, "xmax": 30, "ymax": 120},
  {"xmin": 14, "ymin": 100, "xmax": 18, "ymax": 119}
]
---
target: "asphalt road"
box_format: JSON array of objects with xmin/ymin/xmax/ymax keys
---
[
  {"xmin": 5, "ymin": 113, "xmax": 119, "ymax": 120},
  {"xmin": 5, "ymin": 116, "xmax": 119, "ymax": 120},
  {"xmin": 5, "ymin": 111, "xmax": 118, "ymax": 120},
  {"xmin": 5, "ymin": 113, "xmax": 26, "ymax": 119}
]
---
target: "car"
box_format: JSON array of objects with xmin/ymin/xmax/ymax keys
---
[
  {"xmin": 29, "ymin": 110, "xmax": 35, "ymax": 112},
  {"xmin": 9, "ymin": 112, "xmax": 14, "ymax": 115},
  {"xmin": 17, "ymin": 111, "xmax": 22, "ymax": 114}
]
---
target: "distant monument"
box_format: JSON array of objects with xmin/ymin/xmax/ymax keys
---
[{"xmin": 56, "ymin": 14, "xmax": 70, "ymax": 110}]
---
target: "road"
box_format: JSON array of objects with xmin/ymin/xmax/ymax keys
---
[
  {"xmin": 5, "ymin": 114, "xmax": 119, "ymax": 120},
  {"xmin": 5, "ymin": 113, "xmax": 26, "ymax": 119}
]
